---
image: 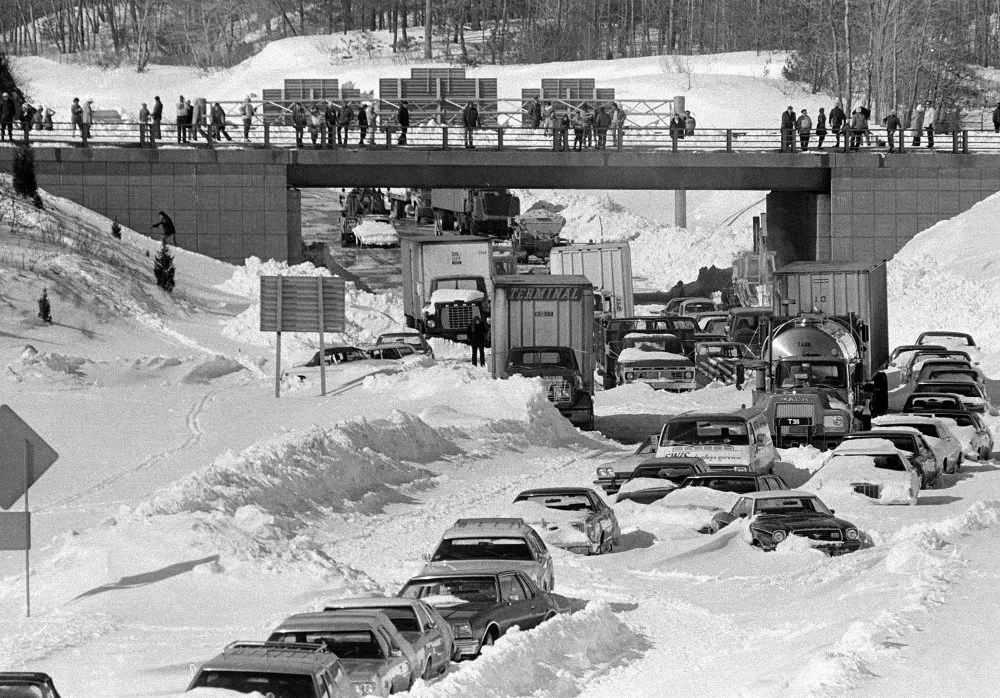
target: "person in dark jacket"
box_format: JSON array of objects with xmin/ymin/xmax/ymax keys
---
[
  {"xmin": 557, "ymin": 113, "xmax": 570, "ymax": 151},
  {"xmin": 524, "ymin": 97, "xmax": 541, "ymax": 128},
  {"xmin": 336, "ymin": 102, "xmax": 354, "ymax": 146},
  {"xmin": 780, "ymin": 105, "xmax": 796, "ymax": 151},
  {"xmin": 572, "ymin": 109, "xmax": 586, "ymax": 151},
  {"xmin": 152, "ymin": 211, "xmax": 176, "ymax": 245},
  {"xmin": 883, "ymin": 111, "xmax": 902, "ymax": 152},
  {"xmin": 814, "ymin": 107, "xmax": 827, "ymax": 149},
  {"xmin": 211, "ymin": 102, "xmax": 232, "ymax": 141},
  {"xmin": 462, "ymin": 100, "xmax": 480, "ymax": 148},
  {"xmin": 151, "ymin": 96, "xmax": 163, "ymax": 141},
  {"xmin": 859, "ymin": 101, "xmax": 872, "ymax": 145},
  {"xmin": 829, "ymin": 102, "xmax": 846, "ymax": 148},
  {"xmin": 68, "ymin": 97, "xmax": 83, "ymax": 140},
  {"xmin": 357, "ymin": 102, "xmax": 368, "ymax": 145},
  {"xmin": 468, "ymin": 316, "xmax": 488, "ymax": 366},
  {"xmin": 993, "ymin": 102, "xmax": 1000, "ymax": 133},
  {"xmin": 20, "ymin": 102, "xmax": 36, "ymax": 144},
  {"xmin": 396, "ymin": 100, "xmax": 410, "ymax": 145},
  {"xmin": 593, "ymin": 105, "xmax": 611, "ymax": 149},
  {"xmin": 324, "ymin": 101, "xmax": 339, "ymax": 148},
  {"xmin": 582, "ymin": 104, "xmax": 595, "ymax": 147},
  {"xmin": 291, "ymin": 102, "xmax": 307, "ymax": 147},
  {"xmin": 669, "ymin": 112, "xmax": 685, "ymax": 142},
  {"xmin": 0, "ymin": 92, "xmax": 15, "ymax": 141},
  {"xmin": 796, "ymin": 109, "xmax": 812, "ymax": 151},
  {"xmin": 139, "ymin": 102, "xmax": 150, "ymax": 146}
]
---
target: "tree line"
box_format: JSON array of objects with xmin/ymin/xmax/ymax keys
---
[{"xmin": 0, "ymin": 0, "xmax": 996, "ymax": 120}]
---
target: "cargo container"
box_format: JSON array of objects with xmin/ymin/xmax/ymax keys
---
[
  {"xmin": 771, "ymin": 260, "xmax": 888, "ymax": 375},
  {"xmin": 431, "ymin": 189, "xmax": 521, "ymax": 237},
  {"xmin": 401, "ymin": 236, "xmax": 493, "ymax": 343},
  {"xmin": 491, "ymin": 275, "xmax": 595, "ymax": 429},
  {"xmin": 549, "ymin": 243, "xmax": 634, "ymax": 319}
]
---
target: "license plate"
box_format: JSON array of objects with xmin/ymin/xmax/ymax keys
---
[{"xmin": 456, "ymin": 334, "xmax": 467, "ymax": 341}]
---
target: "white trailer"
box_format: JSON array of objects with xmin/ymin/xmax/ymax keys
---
[{"xmin": 549, "ymin": 242, "xmax": 634, "ymax": 318}]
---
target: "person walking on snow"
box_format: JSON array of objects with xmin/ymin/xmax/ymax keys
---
[
  {"xmin": 796, "ymin": 109, "xmax": 812, "ymax": 151},
  {"xmin": 152, "ymin": 211, "xmax": 176, "ymax": 246},
  {"xmin": 468, "ymin": 316, "xmax": 488, "ymax": 366},
  {"xmin": 924, "ymin": 101, "xmax": 937, "ymax": 148}
]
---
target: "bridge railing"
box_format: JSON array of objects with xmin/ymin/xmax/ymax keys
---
[{"xmin": 3, "ymin": 121, "xmax": 996, "ymax": 154}]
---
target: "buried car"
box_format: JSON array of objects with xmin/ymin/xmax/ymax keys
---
[
  {"xmin": 267, "ymin": 610, "xmax": 419, "ymax": 696},
  {"xmin": 841, "ymin": 429, "xmax": 943, "ymax": 487},
  {"xmin": 512, "ymin": 487, "xmax": 620, "ymax": 555},
  {"xmin": 911, "ymin": 410, "xmax": 995, "ymax": 461},
  {"xmin": 376, "ymin": 331, "xmax": 434, "ymax": 358},
  {"xmin": 0, "ymin": 673, "xmax": 63, "ymax": 698},
  {"xmin": 321, "ymin": 598, "xmax": 456, "ymax": 680},
  {"xmin": 594, "ymin": 434, "xmax": 660, "ymax": 494},
  {"xmin": 872, "ymin": 414, "xmax": 965, "ymax": 471},
  {"xmin": 678, "ymin": 470, "xmax": 788, "ymax": 495},
  {"xmin": 398, "ymin": 570, "xmax": 566, "ymax": 659},
  {"xmin": 811, "ymin": 438, "xmax": 922, "ymax": 505},
  {"xmin": 912, "ymin": 380, "xmax": 996, "ymax": 415},
  {"xmin": 702, "ymin": 490, "xmax": 863, "ymax": 554},
  {"xmin": 614, "ymin": 457, "xmax": 711, "ymax": 505},
  {"xmin": 282, "ymin": 345, "xmax": 369, "ymax": 381}
]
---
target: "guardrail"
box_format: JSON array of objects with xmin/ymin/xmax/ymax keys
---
[{"xmin": 0, "ymin": 121, "xmax": 992, "ymax": 154}]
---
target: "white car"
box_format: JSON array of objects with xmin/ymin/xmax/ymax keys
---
[
  {"xmin": 282, "ymin": 345, "xmax": 369, "ymax": 380},
  {"xmin": 872, "ymin": 414, "xmax": 964, "ymax": 473},
  {"xmin": 810, "ymin": 438, "xmax": 921, "ymax": 505}
]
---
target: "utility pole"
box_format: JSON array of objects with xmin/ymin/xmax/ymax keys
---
[{"xmin": 424, "ymin": 0, "xmax": 432, "ymax": 58}]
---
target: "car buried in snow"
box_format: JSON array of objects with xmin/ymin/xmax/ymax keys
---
[
  {"xmin": 702, "ymin": 490, "xmax": 863, "ymax": 555},
  {"xmin": 398, "ymin": 569, "xmax": 567, "ymax": 659},
  {"xmin": 282, "ymin": 345, "xmax": 369, "ymax": 381},
  {"xmin": 678, "ymin": 470, "xmax": 788, "ymax": 495},
  {"xmin": 912, "ymin": 380, "xmax": 997, "ymax": 415},
  {"xmin": 362, "ymin": 342, "xmax": 417, "ymax": 361},
  {"xmin": 421, "ymin": 518, "xmax": 555, "ymax": 591},
  {"xmin": 811, "ymin": 438, "xmax": 922, "ymax": 505},
  {"xmin": 841, "ymin": 428, "xmax": 943, "ymax": 488},
  {"xmin": 915, "ymin": 330, "xmax": 978, "ymax": 348},
  {"xmin": 614, "ymin": 332, "xmax": 696, "ymax": 391},
  {"xmin": 266, "ymin": 610, "xmax": 419, "ymax": 696},
  {"xmin": 376, "ymin": 331, "xmax": 434, "ymax": 358},
  {"xmin": 901, "ymin": 349, "xmax": 974, "ymax": 383},
  {"xmin": 902, "ymin": 409, "xmax": 995, "ymax": 461},
  {"xmin": 321, "ymin": 598, "xmax": 456, "ymax": 680},
  {"xmin": 594, "ymin": 434, "xmax": 661, "ymax": 494},
  {"xmin": 614, "ymin": 458, "xmax": 712, "ymax": 504},
  {"xmin": 872, "ymin": 414, "xmax": 965, "ymax": 471},
  {"xmin": 0, "ymin": 673, "xmax": 63, "ymax": 698},
  {"xmin": 512, "ymin": 487, "xmax": 621, "ymax": 555}
]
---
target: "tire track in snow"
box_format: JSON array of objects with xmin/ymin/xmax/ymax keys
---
[{"xmin": 36, "ymin": 389, "xmax": 218, "ymax": 513}]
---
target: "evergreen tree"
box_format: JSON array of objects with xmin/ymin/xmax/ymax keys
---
[
  {"xmin": 37, "ymin": 288, "xmax": 52, "ymax": 323},
  {"xmin": 153, "ymin": 242, "xmax": 176, "ymax": 292},
  {"xmin": 12, "ymin": 146, "xmax": 38, "ymax": 200}
]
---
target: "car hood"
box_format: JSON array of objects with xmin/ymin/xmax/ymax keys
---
[
  {"xmin": 434, "ymin": 601, "xmax": 496, "ymax": 623},
  {"xmin": 421, "ymin": 559, "xmax": 540, "ymax": 578},
  {"xmin": 752, "ymin": 513, "xmax": 854, "ymax": 531}
]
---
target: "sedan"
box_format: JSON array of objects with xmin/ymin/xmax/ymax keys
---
[
  {"xmin": 512, "ymin": 487, "xmax": 620, "ymax": 555},
  {"xmin": 916, "ymin": 330, "xmax": 977, "ymax": 348},
  {"xmin": 872, "ymin": 414, "xmax": 964, "ymax": 473},
  {"xmin": 704, "ymin": 490, "xmax": 863, "ymax": 555},
  {"xmin": 678, "ymin": 471, "xmax": 788, "ymax": 494},
  {"xmin": 377, "ymin": 331, "xmax": 434, "ymax": 358},
  {"xmin": 842, "ymin": 429, "xmax": 942, "ymax": 487},
  {"xmin": 815, "ymin": 438, "xmax": 922, "ymax": 505},
  {"xmin": 923, "ymin": 410, "xmax": 995, "ymax": 461},
  {"xmin": 594, "ymin": 434, "xmax": 661, "ymax": 494},
  {"xmin": 913, "ymin": 380, "xmax": 996, "ymax": 414},
  {"xmin": 363, "ymin": 342, "xmax": 416, "ymax": 361},
  {"xmin": 399, "ymin": 570, "xmax": 567, "ymax": 659},
  {"xmin": 614, "ymin": 457, "xmax": 711, "ymax": 504},
  {"xmin": 322, "ymin": 597, "xmax": 456, "ymax": 679},
  {"xmin": 283, "ymin": 345, "xmax": 368, "ymax": 380},
  {"xmin": 0, "ymin": 673, "xmax": 63, "ymax": 698}
]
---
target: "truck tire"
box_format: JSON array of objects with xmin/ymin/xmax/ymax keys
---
[
  {"xmin": 405, "ymin": 315, "xmax": 416, "ymax": 329},
  {"xmin": 603, "ymin": 372, "xmax": 615, "ymax": 390}
]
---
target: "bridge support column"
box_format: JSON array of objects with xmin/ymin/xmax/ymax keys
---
[
  {"xmin": 765, "ymin": 191, "xmax": 822, "ymax": 266},
  {"xmin": 674, "ymin": 190, "xmax": 687, "ymax": 228},
  {"xmin": 286, "ymin": 188, "xmax": 303, "ymax": 264}
]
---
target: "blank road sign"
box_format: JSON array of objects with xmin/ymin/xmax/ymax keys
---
[
  {"xmin": 0, "ymin": 512, "xmax": 30, "ymax": 550},
  {"xmin": 0, "ymin": 405, "xmax": 59, "ymax": 510},
  {"xmin": 259, "ymin": 276, "xmax": 346, "ymax": 333}
]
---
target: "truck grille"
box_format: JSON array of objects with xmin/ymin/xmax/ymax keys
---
[
  {"xmin": 541, "ymin": 377, "xmax": 572, "ymax": 402},
  {"xmin": 796, "ymin": 528, "xmax": 843, "ymax": 542},
  {"xmin": 776, "ymin": 403, "xmax": 816, "ymax": 418},
  {"xmin": 441, "ymin": 304, "xmax": 475, "ymax": 330}
]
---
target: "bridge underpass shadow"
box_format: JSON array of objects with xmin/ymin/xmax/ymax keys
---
[
  {"xmin": 596, "ymin": 413, "xmax": 669, "ymax": 445},
  {"xmin": 73, "ymin": 555, "xmax": 220, "ymax": 601}
]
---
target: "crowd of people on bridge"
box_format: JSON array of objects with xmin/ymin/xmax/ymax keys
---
[
  {"xmin": 781, "ymin": 100, "xmax": 942, "ymax": 153},
  {"xmin": 0, "ymin": 89, "xmax": 56, "ymax": 144}
]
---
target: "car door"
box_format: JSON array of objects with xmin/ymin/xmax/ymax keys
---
[
  {"xmin": 412, "ymin": 602, "xmax": 446, "ymax": 672},
  {"xmin": 526, "ymin": 530, "xmax": 553, "ymax": 590},
  {"xmin": 498, "ymin": 573, "xmax": 537, "ymax": 632},
  {"xmin": 377, "ymin": 626, "xmax": 415, "ymax": 691}
]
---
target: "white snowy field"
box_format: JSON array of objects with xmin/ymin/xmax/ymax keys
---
[{"xmin": 2, "ymin": 39, "xmax": 1000, "ymax": 698}]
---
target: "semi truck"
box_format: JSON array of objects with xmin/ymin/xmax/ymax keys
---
[
  {"xmin": 549, "ymin": 243, "xmax": 634, "ymax": 320},
  {"xmin": 401, "ymin": 236, "xmax": 494, "ymax": 343},
  {"xmin": 755, "ymin": 261, "xmax": 889, "ymax": 449},
  {"xmin": 491, "ymin": 275, "xmax": 595, "ymax": 430},
  {"xmin": 388, "ymin": 188, "xmax": 433, "ymax": 222},
  {"xmin": 432, "ymin": 189, "xmax": 521, "ymax": 238}
]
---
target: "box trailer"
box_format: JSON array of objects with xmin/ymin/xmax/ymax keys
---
[
  {"xmin": 401, "ymin": 236, "xmax": 493, "ymax": 342},
  {"xmin": 431, "ymin": 189, "xmax": 521, "ymax": 237},
  {"xmin": 549, "ymin": 242, "xmax": 634, "ymax": 319},
  {"xmin": 491, "ymin": 275, "xmax": 595, "ymax": 429}
]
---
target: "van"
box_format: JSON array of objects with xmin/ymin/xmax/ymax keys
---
[{"xmin": 655, "ymin": 407, "xmax": 778, "ymax": 473}]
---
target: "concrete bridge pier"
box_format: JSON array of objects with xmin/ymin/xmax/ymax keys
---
[
  {"xmin": 765, "ymin": 191, "xmax": 831, "ymax": 267},
  {"xmin": 674, "ymin": 190, "xmax": 687, "ymax": 228}
]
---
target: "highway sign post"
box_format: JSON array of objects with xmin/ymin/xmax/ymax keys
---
[
  {"xmin": 259, "ymin": 276, "xmax": 347, "ymax": 397},
  {"xmin": 0, "ymin": 405, "xmax": 59, "ymax": 617}
]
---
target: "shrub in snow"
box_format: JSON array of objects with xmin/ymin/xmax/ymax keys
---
[
  {"xmin": 153, "ymin": 242, "xmax": 176, "ymax": 292},
  {"xmin": 12, "ymin": 146, "xmax": 38, "ymax": 201},
  {"xmin": 111, "ymin": 220, "xmax": 122, "ymax": 239},
  {"xmin": 37, "ymin": 288, "xmax": 52, "ymax": 323}
]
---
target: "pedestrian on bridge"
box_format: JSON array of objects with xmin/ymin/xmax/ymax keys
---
[
  {"xmin": 151, "ymin": 96, "xmax": 163, "ymax": 141},
  {"xmin": 684, "ymin": 110, "xmax": 696, "ymax": 136},
  {"xmin": 993, "ymin": 102, "xmax": 1000, "ymax": 132},
  {"xmin": 291, "ymin": 102, "xmax": 307, "ymax": 147},
  {"xmin": 524, "ymin": 96, "xmax": 541, "ymax": 129},
  {"xmin": 815, "ymin": 108, "xmax": 827, "ymax": 149},
  {"xmin": 81, "ymin": 98, "xmax": 93, "ymax": 145},
  {"xmin": 796, "ymin": 109, "xmax": 812, "ymax": 151},
  {"xmin": 357, "ymin": 102, "xmax": 369, "ymax": 146},
  {"xmin": 780, "ymin": 105, "xmax": 795, "ymax": 151},
  {"xmin": 462, "ymin": 100, "xmax": 480, "ymax": 148},
  {"xmin": 396, "ymin": 100, "xmax": 410, "ymax": 145},
  {"xmin": 594, "ymin": 105, "xmax": 611, "ymax": 149},
  {"xmin": 910, "ymin": 102, "xmax": 924, "ymax": 146},
  {"xmin": 828, "ymin": 102, "xmax": 845, "ymax": 148},
  {"xmin": 557, "ymin": 113, "xmax": 570, "ymax": 151},
  {"xmin": 849, "ymin": 109, "xmax": 866, "ymax": 150},
  {"xmin": 365, "ymin": 103, "xmax": 377, "ymax": 145},
  {"xmin": 69, "ymin": 97, "xmax": 82, "ymax": 141},
  {"xmin": 309, "ymin": 104, "xmax": 322, "ymax": 147},
  {"xmin": 337, "ymin": 102, "xmax": 354, "ymax": 146},
  {"xmin": 542, "ymin": 102, "xmax": 555, "ymax": 136},
  {"xmin": 582, "ymin": 103, "xmax": 595, "ymax": 147},
  {"xmin": 883, "ymin": 111, "xmax": 901, "ymax": 153},
  {"xmin": 19, "ymin": 102, "xmax": 35, "ymax": 144},
  {"xmin": 611, "ymin": 102, "xmax": 627, "ymax": 149},
  {"xmin": 176, "ymin": 95, "xmax": 188, "ymax": 144},
  {"xmin": 212, "ymin": 102, "xmax": 232, "ymax": 142},
  {"xmin": 241, "ymin": 97, "xmax": 256, "ymax": 142},
  {"xmin": 43, "ymin": 105, "xmax": 54, "ymax": 131},
  {"xmin": 139, "ymin": 102, "xmax": 150, "ymax": 147},
  {"xmin": 859, "ymin": 101, "xmax": 872, "ymax": 145},
  {"xmin": 324, "ymin": 101, "xmax": 339, "ymax": 148},
  {"xmin": 573, "ymin": 109, "xmax": 586, "ymax": 151},
  {"xmin": 924, "ymin": 102, "xmax": 936, "ymax": 148},
  {"xmin": 669, "ymin": 112, "xmax": 685, "ymax": 145}
]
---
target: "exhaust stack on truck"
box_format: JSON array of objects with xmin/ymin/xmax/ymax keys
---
[{"xmin": 491, "ymin": 275, "xmax": 595, "ymax": 430}]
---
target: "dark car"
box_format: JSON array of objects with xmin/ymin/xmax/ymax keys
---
[
  {"xmin": 399, "ymin": 570, "xmax": 566, "ymax": 659},
  {"xmin": 678, "ymin": 470, "xmax": 788, "ymax": 495},
  {"xmin": 513, "ymin": 487, "xmax": 621, "ymax": 555},
  {"xmin": 703, "ymin": 490, "xmax": 863, "ymax": 555},
  {"xmin": 902, "ymin": 392, "xmax": 966, "ymax": 413},
  {"xmin": 912, "ymin": 380, "xmax": 994, "ymax": 414},
  {"xmin": 0, "ymin": 673, "xmax": 63, "ymax": 698},
  {"xmin": 613, "ymin": 457, "xmax": 711, "ymax": 504},
  {"xmin": 594, "ymin": 435, "xmax": 660, "ymax": 494},
  {"xmin": 883, "ymin": 343, "xmax": 945, "ymax": 370},
  {"xmin": 902, "ymin": 350, "xmax": 973, "ymax": 382}
]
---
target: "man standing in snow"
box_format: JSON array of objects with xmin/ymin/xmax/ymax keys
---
[
  {"xmin": 780, "ymin": 105, "xmax": 796, "ymax": 151},
  {"xmin": 828, "ymin": 101, "xmax": 846, "ymax": 149},
  {"xmin": 396, "ymin": 100, "xmax": 410, "ymax": 145},
  {"xmin": 468, "ymin": 315, "xmax": 488, "ymax": 366},
  {"xmin": 796, "ymin": 109, "xmax": 812, "ymax": 151},
  {"xmin": 0, "ymin": 93, "xmax": 14, "ymax": 142},
  {"xmin": 924, "ymin": 101, "xmax": 936, "ymax": 148},
  {"xmin": 462, "ymin": 100, "xmax": 480, "ymax": 149},
  {"xmin": 910, "ymin": 102, "xmax": 924, "ymax": 146},
  {"xmin": 152, "ymin": 211, "xmax": 176, "ymax": 246},
  {"xmin": 139, "ymin": 102, "xmax": 150, "ymax": 147},
  {"xmin": 151, "ymin": 96, "xmax": 163, "ymax": 142},
  {"xmin": 241, "ymin": 97, "xmax": 255, "ymax": 142}
]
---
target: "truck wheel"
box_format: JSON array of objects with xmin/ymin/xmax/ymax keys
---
[
  {"xmin": 602, "ymin": 372, "xmax": 615, "ymax": 390},
  {"xmin": 405, "ymin": 315, "xmax": 416, "ymax": 329}
]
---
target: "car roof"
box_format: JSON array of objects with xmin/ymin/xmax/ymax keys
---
[
  {"xmin": 198, "ymin": 641, "xmax": 339, "ymax": 675},
  {"xmin": 369, "ymin": 342, "xmax": 411, "ymax": 350},
  {"xmin": 405, "ymin": 570, "xmax": 505, "ymax": 583},
  {"xmin": 832, "ymin": 438, "xmax": 901, "ymax": 455},
  {"xmin": 847, "ymin": 429, "xmax": 921, "ymax": 439},
  {"xmin": 684, "ymin": 470, "xmax": 758, "ymax": 478},
  {"xmin": 516, "ymin": 487, "xmax": 597, "ymax": 497},
  {"xmin": 739, "ymin": 489, "xmax": 817, "ymax": 500},
  {"xmin": 874, "ymin": 414, "xmax": 944, "ymax": 425},
  {"xmin": 319, "ymin": 345, "xmax": 362, "ymax": 352},
  {"xmin": 635, "ymin": 456, "xmax": 708, "ymax": 467},
  {"xmin": 323, "ymin": 597, "xmax": 423, "ymax": 611},
  {"xmin": 273, "ymin": 610, "xmax": 391, "ymax": 633},
  {"xmin": 443, "ymin": 518, "xmax": 533, "ymax": 537}
]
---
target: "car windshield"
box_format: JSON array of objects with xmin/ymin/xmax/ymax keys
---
[
  {"xmin": 400, "ymin": 577, "xmax": 499, "ymax": 604},
  {"xmin": 393, "ymin": 336, "xmax": 424, "ymax": 348},
  {"xmin": 683, "ymin": 477, "xmax": 757, "ymax": 493},
  {"xmin": 432, "ymin": 537, "xmax": 534, "ymax": 562},
  {"xmin": 435, "ymin": 278, "xmax": 480, "ymax": 291},
  {"xmin": 916, "ymin": 383, "xmax": 983, "ymax": 398},
  {"xmin": 625, "ymin": 336, "xmax": 683, "ymax": 353},
  {"xmin": 192, "ymin": 671, "xmax": 316, "ymax": 697},
  {"xmin": 753, "ymin": 496, "xmax": 831, "ymax": 516},
  {"xmin": 777, "ymin": 361, "xmax": 846, "ymax": 388},
  {"xmin": 634, "ymin": 464, "xmax": 698, "ymax": 479},
  {"xmin": 856, "ymin": 434, "xmax": 917, "ymax": 453},
  {"xmin": 684, "ymin": 301, "xmax": 716, "ymax": 313},
  {"xmin": 269, "ymin": 630, "xmax": 384, "ymax": 659},
  {"xmin": 697, "ymin": 344, "xmax": 745, "ymax": 359},
  {"xmin": 515, "ymin": 493, "xmax": 595, "ymax": 512},
  {"xmin": 341, "ymin": 607, "xmax": 420, "ymax": 633},
  {"xmin": 0, "ymin": 685, "xmax": 53, "ymax": 698},
  {"xmin": 507, "ymin": 348, "xmax": 575, "ymax": 369},
  {"xmin": 928, "ymin": 371, "xmax": 976, "ymax": 382},
  {"xmin": 834, "ymin": 454, "xmax": 907, "ymax": 471},
  {"xmin": 662, "ymin": 419, "xmax": 749, "ymax": 445},
  {"xmin": 888, "ymin": 423, "xmax": 940, "ymax": 439}
]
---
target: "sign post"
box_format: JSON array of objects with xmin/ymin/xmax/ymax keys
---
[{"xmin": 259, "ymin": 276, "xmax": 347, "ymax": 397}]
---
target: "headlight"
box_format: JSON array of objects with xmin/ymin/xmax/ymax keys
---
[
  {"xmin": 450, "ymin": 621, "xmax": 474, "ymax": 638},
  {"xmin": 586, "ymin": 520, "xmax": 601, "ymax": 540},
  {"xmin": 355, "ymin": 683, "xmax": 377, "ymax": 695},
  {"xmin": 427, "ymin": 319, "xmax": 437, "ymax": 328},
  {"xmin": 845, "ymin": 528, "xmax": 859, "ymax": 541},
  {"xmin": 823, "ymin": 414, "xmax": 845, "ymax": 430},
  {"xmin": 770, "ymin": 530, "xmax": 787, "ymax": 543},
  {"xmin": 684, "ymin": 371, "xmax": 694, "ymax": 379},
  {"xmin": 624, "ymin": 371, "xmax": 635, "ymax": 380},
  {"xmin": 572, "ymin": 374, "xmax": 583, "ymax": 389},
  {"xmin": 597, "ymin": 467, "xmax": 614, "ymax": 478}
]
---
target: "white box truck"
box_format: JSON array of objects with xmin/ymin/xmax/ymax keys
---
[
  {"xmin": 401, "ymin": 236, "xmax": 493, "ymax": 343},
  {"xmin": 491, "ymin": 275, "xmax": 595, "ymax": 430},
  {"xmin": 549, "ymin": 242, "xmax": 634, "ymax": 319}
]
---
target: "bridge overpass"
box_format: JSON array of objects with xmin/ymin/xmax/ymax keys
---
[{"xmin": 2, "ymin": 146, "xmax": 994, "ymax": 268}]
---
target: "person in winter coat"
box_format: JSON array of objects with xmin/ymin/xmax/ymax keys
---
[
  {"xmin": 610, "ymin": 102, "xmax": 627, "ymax": 149},
  {"xmin": 211, "ymin": 102, "xmax": 232, "ymax": 141},
  {"xmin": 780, "ymin": 105, "xmax": 796, "ymax": 151},
  {"xmin": 924, "ymin": 101, "xmax": 937, "ymax": 148},
  {"xmin": 669, "ymin": 112, "xmax": 685, "ymax": 142},
  {"xmin": 308, "ymin": 105, "xmax": 322, "ymax": 147},
  {"xmin": 557, "ymin": 113, "xmax": 570, "ymax": 151},
  {"xmin": 462, "ymin": 101, "xmax": 481, "ymax": 148},
  {"xmin": 241, "ymin": 97, "xmax": 256, "ymax": 142},
  {"xmin": 883, "ymin": 111, "xmax": 902, "ymax": 152},
  {"xmin": 683, "ymin": 110, "xmax": 696, "ymax": 136},
  {"xmin": 43, "ymin": 105, "xmax": 54, "ymax": 131},
  {"xmin": 365, "ymin": 103, "xmax": 377, "ymax": 145},
  {"xmin": 849, "ymin": 109, "xmax": 866, "ymax": 150},
  {"xmin": 467, "ymin": 315, "xmax": 488, "ymax": 366},
  {"xmin": 151, "ymin": 211, "xmax": 176, "ymax": 245},
  {"xmin": 910, "ymin": 102, "xmax": 925, "ymax": 146},
  {"xmin": 0, "ymin": 93, "xmax": 14, "ymax": 141},
  {"xmin": 139, "ymin": 102, "xmax": 150, "ymax": 146},
  {"xmin": 993, "ymin": 102, "xmax": 1000, "ymax": 133},
  {"xmin": 593, "ymin": 105, "xmax": 611, "ymax": 149},
  {"xmin": 191, "ymin": 98, "xmax": 205, "ymax": 141},
  {"xmin": 336, "ymin": 102, "xmax": 354, "ymax": 145},
  {"xmin": 573, "ymin": 109, "xmax": 586, "ymax": 151},
  {"xmin": 796, "ymin": 109, "xmax": 812, "ymax": 151},
  {"xmin": 542, "ymin": 102, "xmax": 555, "ymax": 136},
  {"xmin": 290, "ymin": 102, "xmax": 307, "ymax": 147},
  {"xmin": 828, "ymin": 102, "xmax": 846, "ymax": 148},
  {"xmin": 19, "ymin": 102, "xmax": 36, "ymax": 144},
  {"xmin": 151, "ymin": 96, "xmax": 163, "ymax": 140},
  {"xmin": 396, "ymin": 100, "xmax": 410, "ymax": 145},
  {"xmin": 859, "ymin": 101, "xmax": 872, "ymax": 145},
  {"xmin": 69, "ymin": 97, "xmax": 83, "ymax": 140},
  {"xmin": 582, "ymin": 104, "xmax": 595, "ymax": 147},
  {"xmin": 356, "ymin": 102, "xmax": 369, "ymax": 146},
  {"xmin": 524, "ymin": 97, "xmax": 541, "ymax": 129},
  {"xmin": 31, "ymin": 103, "xmax": 43, "ymax": 131},
  {"xmin": 81, "ymin": 98, "xmax": 94, "ymax": 145},
  {"xmin": 323, "ymin": 101, "xmax": 339, "ymax": 148},
  {"xmin": 815, "ymin": 107, "xmax": 828, "ymax": 149},
  {"xmin": 176, "ymin": 95, "xmax": 187, "ymax": 143},
  {"xmin": 184, "ymin": 99, "xmax": 195, "ymax": 141}
]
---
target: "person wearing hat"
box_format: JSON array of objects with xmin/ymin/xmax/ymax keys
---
[
  {"xmin": 396, "ymin": 99, "xmax": 409, "ymax": 145},
  {"xmin": 780, "ymin": 105, "xmax": 796, "ymax": 151},
  {"xmin": 81, "ymin": 98, "xmax": 94, "ymax": 145},
  {"xmin": 796, "ymin": 108, "xmax": 812, "ymax": 151},
  {"xmin": 924, "ymin": 101, "xmax": 937, "ymax": 148},
  {"xmin": 0, "ymin": 93, "xmax": 14, "ymax": 141}
]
